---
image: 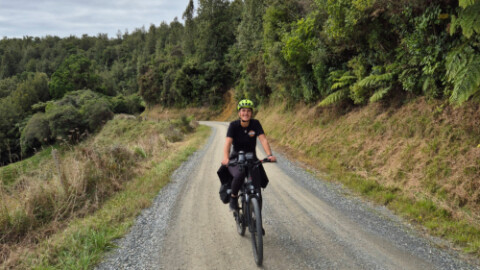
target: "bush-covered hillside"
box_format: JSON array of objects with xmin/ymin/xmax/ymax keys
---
[{"xmin": 1, "ymin": 0, "xmax": 479, "ymax": 165}]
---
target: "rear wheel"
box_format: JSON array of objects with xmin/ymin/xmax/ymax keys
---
[{"xmin": 249, "ymin": 197, "xmax": 263, "ymax": 266}]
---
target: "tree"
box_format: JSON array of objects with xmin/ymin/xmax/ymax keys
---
[
  {"xmin": 12, "ymin": 72, "xmax": 50, "ymax": 113},
  {"xmin": 0, "ymin": 46, "xmax": 21, "ymax": 79},
  {"xmin": 49, "ymin": 53, "xmax": 100, "ymax": 99},
  {"xmin": 145, "ymin": 24, "xmax": 157, "ymax": 56},
  {"xmin": 196, "ymin": 0, "xmax": 236, "ymax": 63},
  {"xmin": 182, "ymin": 0, "xmax": 196, "ymax": 56},
  {"xmin": 262, "ymin": 0, "xmax": 303, "ymax": 101},
  {"xmin": 138, "ymin": 65, "xmax": 161, "ymax": 106},
  {"xmin": 237, "ymin": 0, "xmax": 265, "ymax": 54}
]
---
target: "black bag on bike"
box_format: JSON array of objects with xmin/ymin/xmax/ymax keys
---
[
  {"xmin": 217, "ymin": 165, "xmax": 232, "ymax": 204},
  {"xmin": 217, "ymin": 165, "xmax": 232, "ymax": 184},
  {"xmin": 219, "ymin": 183, "xmax": 230, "ymax": 204},
  {"xmin": 251, "ymin": 163, "xmax": 269, "ymax": 188}
]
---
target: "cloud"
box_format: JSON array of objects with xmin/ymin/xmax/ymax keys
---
[{"xmin": 0, "ymin": 0, "xmax": 190, "ymax": 38}]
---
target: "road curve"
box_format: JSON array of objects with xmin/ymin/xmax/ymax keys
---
[{"xmin": 96, "ymin": 121, "xmax": 479, "ymax": 270}]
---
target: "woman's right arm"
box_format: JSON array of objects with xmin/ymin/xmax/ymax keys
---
[{"xmin": 222, "ymin": 137, "xmax": 233, "ymax": 165}]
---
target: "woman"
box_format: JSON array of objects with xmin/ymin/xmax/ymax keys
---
[{"xmin": 221, "ymin": 99, "xmax": 277, "ymax": 211}]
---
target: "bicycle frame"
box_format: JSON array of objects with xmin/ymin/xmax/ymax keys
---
[
  {"xmin": 229, "ymin": 151, "xmax": 270, "ymax": 265},
  {"xmin": 229, "ymin": 151, "xmax": 264, "ymax": 213}
]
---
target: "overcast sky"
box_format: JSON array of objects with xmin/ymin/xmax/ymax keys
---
[{"xmin": 0, "ymin": 0, "xmax": 191, "ymax": 39}]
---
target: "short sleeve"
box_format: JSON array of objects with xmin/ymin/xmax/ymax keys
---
[
  {"xmin": 226, "ymin": 122, "xmax": 235, "ymax": 138},
  {"xmin": 255, "ymin": 120, "xmax": 265, "ymax": 136}
]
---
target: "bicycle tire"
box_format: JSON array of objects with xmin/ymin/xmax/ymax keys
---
[
  {"xmin": 236, "ymin": 200, "xmax": 246, "ymax": 236},
  {"xmin": 249, "ymin": 197, "xmax": 263, "ymax": 266}
]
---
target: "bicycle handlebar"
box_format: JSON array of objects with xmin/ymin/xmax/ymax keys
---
[
  {"xmin": 261, "ymin": 158, "xmax": 274, "ymax": 163},
  {"xmin": 227, "ymin": 157, "xmax": 274, "ymax": 167}
]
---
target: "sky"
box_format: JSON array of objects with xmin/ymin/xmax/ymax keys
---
[{"xmin": 0, "ymin": 0, "xmax": 191, "ymax": 39}]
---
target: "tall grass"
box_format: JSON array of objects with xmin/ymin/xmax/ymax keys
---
[{"xmin": 0, "ymin": 115, "xmax": 202, "ymax": 267}]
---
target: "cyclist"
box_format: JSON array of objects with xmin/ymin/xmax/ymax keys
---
[{"xmin": 221, "ymin": 99, "xmax": 277, "ymax": 211}]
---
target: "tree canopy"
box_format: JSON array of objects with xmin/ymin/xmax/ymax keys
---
[{"xmin": 1, "ymin": 0, "xmax": 479, "ymax": 164}]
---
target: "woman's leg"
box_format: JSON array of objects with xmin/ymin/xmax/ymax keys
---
[
  {"xmin": 228, "ymin": 165, "xmax": 245, "ymax": 196},
  {"xmin": 228, "ymin": 165, "xmax": 245, "ymax": 210}
]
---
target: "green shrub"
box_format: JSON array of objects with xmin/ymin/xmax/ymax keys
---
[
  {"xmin": 111, "ymin": 94, "xmax": 145, "ymax": 114},
  {"xmin": 20, "ymin": 113, "xmax": 51, "ymax": 154},
  {"xmin": 46, "ymin": 104, "xmax": 84, "ymax": 142},
  {"xmin": 81, "ymin": 99, "xmax": 114, "ymax": 132}
]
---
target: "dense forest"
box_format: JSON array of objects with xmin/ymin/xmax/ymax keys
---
[{"xmin": 0, "ymin": 0, "xmax": 479, "ymax": 165}]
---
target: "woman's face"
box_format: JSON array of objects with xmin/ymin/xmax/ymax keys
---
[{"xmin": 238, "ymin": 108, "xmax": 252, "ymax": 122}]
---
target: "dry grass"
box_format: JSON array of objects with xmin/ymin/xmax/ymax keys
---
[
  {"xmin": 257, "ymin": 98, "xmax": 480, "ymax": 254},
  {"xmin": 143, "ymin": 105, "xmax": 214, "ymax": 121},
  {"xmin": 0, "ymin": 115, "xmax": 197, "ymax": 267},
  {"xmin": 143, "ymin": 90, "xmax": 238, "ymax": 122},
  {"xmin": 216, "ymin": 90, "xmax": 238, "ymax": 121}
]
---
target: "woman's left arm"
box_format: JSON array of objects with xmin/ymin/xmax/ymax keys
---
[{"xmin": 258, "ymin": 134, "xmax": 276, "ymax": 162}]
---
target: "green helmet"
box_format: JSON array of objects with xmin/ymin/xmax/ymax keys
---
[{"xmin": 237, "ymin": 99, "xmax": 254, "ymax": 111}]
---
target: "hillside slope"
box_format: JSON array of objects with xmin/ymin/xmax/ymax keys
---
[
  {"xmin": 255, "ymin": 98, "xmax": 480, "ymax": 254},
  {"xmin": 0, "ymin": 115, "xmax": 208, "ymax": 269}
]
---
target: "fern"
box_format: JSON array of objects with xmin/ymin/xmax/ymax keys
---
[
  {"xmin": 357, "ymin": 73, "xmax": 394, "ymax": 88},
  {"xmin": 331, "ymin": 81, "xmax": 349, "ymax": 90},
  {"xmin": 331, "ymin": 76, "xmax": 356, "ymax": 90},
  {"xmin": 330, "ymin": 71, "xmax": 356, "ymax": 90},
  {"xmin": 352, "ymin": 68, "xmax": 395, "ymax": 103},
  {"xmin": 459, "ymin": 0, "xmax": 478, "ymax": 8},
  {"xmin": 445, "ymin": 46, "xmax": 468, "ymax": 79},
  {"xmin": 320, "ymin": 71, "xmax": 357, "ymax": 106},
  {"xmin": 337, "ymin": 75, "xmax": 357, "ymax": 82},
  {"xmin": 318, "ymin": 89, "xmax": 349, "ymax": 106},
  {"xmin": 450, "ymin": 0, "xmax": 480, "ymax": 38},
  {"xmin": 446, "ymin": 46, "xmax": 480, "ymax": 104},
  {"xmin": 369, "ymin": 86, "xmax": 392, "ymax": 103}
]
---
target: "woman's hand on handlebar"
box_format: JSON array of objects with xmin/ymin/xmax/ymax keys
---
[
  {"xmin": 221, "ymin": 157, "xmax": 229, "ymax": 166},
  {"xmin": 266, "ymin": 155, "xmax": 277, "ymax": 162}
]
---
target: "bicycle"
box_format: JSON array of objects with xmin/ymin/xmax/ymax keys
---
[{"xmin": 228, "ymin": 151, "xmax": 272, "ymax": 266}]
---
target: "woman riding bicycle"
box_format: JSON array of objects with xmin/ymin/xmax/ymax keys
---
[{"xmin": 221, "ymin": 99, "xmax": 277, "ymax": 211}]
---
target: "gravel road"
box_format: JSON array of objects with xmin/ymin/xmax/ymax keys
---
[{"xmin": 95, "ymin": 121, "xmax": 480, "ymax": 270}]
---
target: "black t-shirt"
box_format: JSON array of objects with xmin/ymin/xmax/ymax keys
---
[{"xmin": 226, "ymin": 119, "xmax": 264, "ymax": 155}]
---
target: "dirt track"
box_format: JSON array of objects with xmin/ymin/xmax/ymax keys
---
[{"xmin": 97, "ymin": 121, "xmax": 479, "ymax": 270}]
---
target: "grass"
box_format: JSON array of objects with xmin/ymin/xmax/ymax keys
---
[
  {"xmin": 0, "ymin": 146, "xmax": 57, "ymax": 186},
  {"xmin": 28, "ymin": 140, "xmax": 203, "ymax": 269},
  {"xmin": 257, "ymin": 98, "xmax": 480, "ymax": 256},
  {"xmin": 0, "ymin": 117, "xmax": 211, "ymax": 269}
]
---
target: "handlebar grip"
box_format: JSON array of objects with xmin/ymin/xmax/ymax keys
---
[{"xmin": 262, "ymin": 157, "xmax": 277, "ymax": 163}]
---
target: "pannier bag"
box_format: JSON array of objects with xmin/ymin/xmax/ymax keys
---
[
  {"xmin": 217, "ymin": 165, "xmax": 232, "ymax": 204},
  {"xmin": 251, "ymin": 163, "xmax": 269, "ymax": 188},
  {"xmin": 217, "ymin": 165, "xmax": 232, "ymax": 184},
  {"xmin": 219, "ymin": 183, "xmax": 230, "ymax": 204}
]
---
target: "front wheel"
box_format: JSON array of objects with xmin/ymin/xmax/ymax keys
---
[
  {"xmin": 235, "ymin": 200, "xmax": 246, "ymax": 236},
  {"xmin": 249, "ymin": 197, "xmax": 263, "ymax": 266}
]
